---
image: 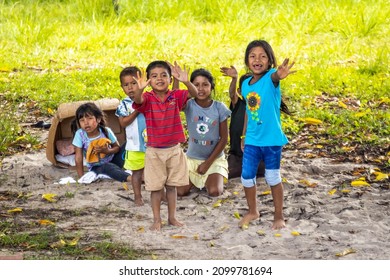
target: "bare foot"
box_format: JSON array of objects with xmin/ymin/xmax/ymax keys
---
[
  {"xmin": 238, "ymin": 212, "xmax": 260, "ymax": 228},
  {"xmin": 134, "ymin": 196, "xmax": 144, "ymax": 207},
  {"xmin": 272, "ymin": 218, "xmax": 286, "ymax": 230},
  {"xmin": 168, "ymin": 218, "xmax": 184, "ymax": 227},
  {"xmin": 150, "ymin": 220, "xmax": 162, "ymax": 231}
]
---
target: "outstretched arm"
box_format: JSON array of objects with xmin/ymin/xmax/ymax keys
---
[
  {"xmin": 170, "ymin": 61, "xmax": 198, "ymax": 98},
  {"xmin": 272, "ymin": 58, "xmax": 295, "ymax": 83},
  {"xmin": 220, "ymin": 66, "xmax": 239, "ymax": 107},
  {"xmin": 133, "ymin": 71, "xmax": 150, "ymax": 104}
]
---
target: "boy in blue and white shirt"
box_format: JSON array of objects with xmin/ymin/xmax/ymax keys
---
[{"xmin": 116, "ymin": 66, "xmax": 147, "ymax": 206}]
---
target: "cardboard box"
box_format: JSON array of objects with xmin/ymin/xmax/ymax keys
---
[{"xmin": 46, "ymin": 98, "xmax": 125, "ymax": 168}]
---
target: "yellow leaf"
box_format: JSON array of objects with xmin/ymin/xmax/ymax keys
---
[
  {"xmin": 42, "ymin": 193, "xmax": 57, "ymax": 202},
  {"xmin": 7, "ymin": 208, "xmax": 22, "ymax": 213},
  {"xmin": 291, "ymin": 231, "xmax": 300, "ymax": 236},
  {"xmin": 193, "ymin": 234, "xmax": 199, "ymax": 240},
  {"xmin": 233, "ymin": 191, "xmax": 239, "ymax": 195},
  {"xmin": 256, "ymin": 230, "xmax": 266, "ymax": 236},
  {"xmin": 47, "ymin": 108, "xmax": 54, "ymax": 115},
  {"xmin": 301, "ymin": 117, "xmax": 322, "ymax": 125},
  {"xmin": 67, "ymin": 237, "xmax": 79, "ymax": 246},
  {"xmin": 373, "ymin": 172, "xmax": 388, "ymax": 181},
  {"xmin": 328, "ymin": 189, "xmax": 337, "ymax": 195},
  {"xmin": 341, "ymin": 189, "xmax": 351, "ymax": 193},
  {"xmin": 299, "ymin": 179, "xmax": 318, "ymax": 188},
  {"xmin": 274, "ymin": 233, "xmax": 282, "ymax": 237},
  {"xmin": 241, "ymin": 224, "xmax": 249, "ymax": 230},
  {"xmin": 170, "ymin": 234, "xmax": 187, "ymax": 239},
  {"xmin": 338, "ymin": 101, "xmax": 348, "ymax": 109},
  {"xmin": 151, "ymin": 254, "xmax": 158, "ymax": 260},
  {"xmin": 137, "ymin": 226, "xmax": 145, "ymax": 233},
  {"xmin": 260, "ymin": 190, "xmax": 271, "ymax": 195},
  {"xmin": 38, "ymin": 219, "xmax": 55, "ymax": 226},
  {"xmin": 122, "ymin": 183, "xmax": 129, "ymax": 190},
  {"xmin": 209, "ymin": 241, "xmax": 215, "ymax": 247},
  {"xmin": 351, "ymin": 180, "xmax": 370, "ymax": 187},
  {"xmin": 354, "ymin": 112, "xmax": 366, "ymax": 117},
  {"xmin": 50, "ymin": 239, "xmax": 66, "ymax": 249},
  {"xmin": 233, "ymin": 212, "xmax": 241, "ymax": 219},
  {"xmin": 219, "ymin": 225, "xmax": 229, "ymax": 232},
  {"xmin": 213, "ymin": 200, "xmax": 222, "ymax": 208},
  {"xmin": 336, "ymin": 248, "xmax": 356, "ymax": 257}
]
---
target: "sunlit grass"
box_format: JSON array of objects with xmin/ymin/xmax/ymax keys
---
[{"xmin": 0, "ymin": 0, "xmax": 389, "ymax": 154}]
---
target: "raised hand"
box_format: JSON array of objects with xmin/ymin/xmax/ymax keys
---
[
  {"xmin": 133, "ymin": 70, "xmax": 150, "ymax": 91},
  {"xmin": 275, "ymin": 58, "xmax": 295, "ymax": 80},
  {"xmin": 170, "ymin": 61, "xmax": 189, "ymax": 83},
  {"xmin": 220, "ymin": 66, "xmax": 238, "ymax": 79}
]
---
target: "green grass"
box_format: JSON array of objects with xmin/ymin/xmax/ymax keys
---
[{"xmin": 0, "ymin": 0, "xmax": 389, "ymax": 160}]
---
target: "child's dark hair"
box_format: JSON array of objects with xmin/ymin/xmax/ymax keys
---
[
  {"xmin": 145, "ymin": 60, "xmax": 171, "ymax": 79},
  {"xmin": 119, "ymin": 66, "xmax": 141, "ymax": 83},
  {"xmin": 245, "ymin": 40, "xmax": 277, "ymax": 71},
  {"xmin": 238, "ymin": 73, "xmax": 252, "ymax": 90},
  {"xmin": 190, "ymin": 68, "xmax": 215, "ymax": 91},
  {"xmin": 72, "ymin": 102, "xmax": 109, "ymax": 136}
]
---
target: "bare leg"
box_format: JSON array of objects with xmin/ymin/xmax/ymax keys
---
[
  {"xmin": 131, "ymin": 169, "xmax": 144, "ymax": 206},
  {"xmin": 150, "ymin": 189, "xmax": 163, "ymax": 231},
  {"xmin": 166, "ymin": 186, "xmax": 184, "ymax": 227},
  {"xmin": 271, "ymin": 182, "xmax": 285, "ymax": 230},
  {"xmin": 177, "ymin": 184, "xmax": 192, "ymax": 197},
  {"xmin": 205, "ymin": 173, "xmax": 224, "ymax": 197},
  {"xmin": 239, "ymin": 186, "xmax": 259, "ymax": 227}
]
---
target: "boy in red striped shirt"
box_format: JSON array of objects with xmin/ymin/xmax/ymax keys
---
[{"xmin": 133, "ymin": 61, "xmax": 197, "ymax": 231}]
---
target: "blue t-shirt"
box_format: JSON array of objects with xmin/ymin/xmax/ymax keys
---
[
  {"xmin": 184, "ymin": 99, "xmax": 231, "ymax": 160},
  {"xmin": 241, "ymin": 69, "xmax": 288, "ymax": 147},
  {"xmin": 116, "ymin": 97, "xmax": 147, "ymax": 152},
  {"xmin": 72, "ymin": 127, "xmax": 117, "ymax": 169}
]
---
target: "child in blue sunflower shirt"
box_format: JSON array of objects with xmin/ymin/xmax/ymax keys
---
[
  {"xmin": 239, "ymin": 40, "xmax": 294, "ymax": 230},
  {"xmin": 116, "ymin": 66, "xmax": 147, "ymax": 206}
]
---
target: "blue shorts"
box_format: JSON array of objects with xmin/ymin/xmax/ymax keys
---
[{"xmin": 241, "ymin": 145, "xmax": 282, "ymax": 187}]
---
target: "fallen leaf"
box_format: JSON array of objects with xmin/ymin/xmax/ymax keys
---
[
  {"xmin": 291, "ymin": 231, "xmax": 300, "ymax": 236},
  {"xmin": 233, "ymin": 212, "xmax": 241, "ymax": 219},
  {"xmin": 241, "ymin": 224, "xmax": 249, "ymax": 230},
  {"xmin": 122, "ymin": 183, "xmax": 129, "ymax": 191},
  {"xmin": 301, "ymin": 117, "xmax": 322, "ymax": 125},
  {"xmin": 151, "ymin": 254, "xmax": 158, "ymax": 260},
  {"xmin": 351, "ymin": 180, "xmax": 370, "ymax": 187},
  {"xmin": 336, "ymin": 248, "xmax": 356, "ymax": 257},
  {"xmin": 67, "ymin": 237, "xmax": 80, "ymax": 246},
  {"xmin": 341, "ymin": 189, "xmax": 351, "ymax": 193},
  {"xmin": 373, "ymin": 172, "xmax": 388, "ymax": 181},
  {"xmin": 274, "ymin": 233, "xmax": 282, "ymax": 237},
  {"xmin": 193, "ymin": 234, "xmax": 199, "ymax": 240},
  {"xmin": 256, "ymin": 230, "xmax": 266, "ymax": 236},
  {"xmin": 213, "ymin": 200, "xmax": 222, "ymax": 208},
  {"xmin": 260, "ymin": 190, "xmax": 271, "ymax": 195},
  {"xmin": 50, "ymin": 239, "xmax": 66, "ymax": 249},
  {"xmin": 338, "ymin": 101, "xmax": 348, "ymax": 109},
  {"xmin": 299, "ymin": 179, "xmax": 318, "ymax": 188},
  {"xmin": 42, "ymin": 193, "xmax": 57, "ymax": 202},
  {"xmin": 209, "ymin": 241, "xmax": 215, "ymax": 247},
  {"xmin": 170, "ymin": 234, "xmax": 187, "ymax": 239},
  {"xmin": 328, "ymin": 189, "xmax": 337, "ymax": 195},
  {"xmin": 233, "ymin": 191, "xmax": 239, "ymax": 195},
  {"xmin": 137, "ymin": 226, "xmax": 145, "ymax": 233},
  {"xmin": 7, "ymin": 208, "xmax": 22, "ymax": 213},
  {"xmin": 38, "ymin": 219, "xmax": 55, "ymax": 226}
]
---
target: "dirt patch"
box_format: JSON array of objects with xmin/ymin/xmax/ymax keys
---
[{"xmin": 0, "ymin": 131, "xmax": 389, "ymax": 260}]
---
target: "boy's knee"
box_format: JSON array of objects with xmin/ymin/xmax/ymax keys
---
[{"xmin": 265, "ymin": 169, "xmax": 281, "ymax": 186}]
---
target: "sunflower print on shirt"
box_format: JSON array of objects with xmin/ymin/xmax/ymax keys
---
[{"xmin": 247, "ymin": 92, "xmax": 261, "ymax": 122}]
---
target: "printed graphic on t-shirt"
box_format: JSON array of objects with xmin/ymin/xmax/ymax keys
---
[
  {"xmin": 191, "ymin": 115, "xmax": 218, "ymax": 146},
  {"xmin": 247, "ymin": 91, "xmax": 262, "ymax": 124}
]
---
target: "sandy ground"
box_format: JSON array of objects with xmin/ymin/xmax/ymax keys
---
[{"xmin": 0, "ymin": 133, "xmax": 389, "ymax": 260}]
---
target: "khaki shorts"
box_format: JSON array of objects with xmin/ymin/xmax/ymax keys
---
[
  {"xmin": 187, "ymin": 155, "xmax": 228, "ymax": 189},
  {"xmin": 144, "ymin": 144, "xmax": 189, "ymax": 191}
]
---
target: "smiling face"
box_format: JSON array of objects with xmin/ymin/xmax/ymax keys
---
[
  {"xmin": 148, "ymin": 66, "xmax": 171, "ymax": 94},
  {"xmin": 192, "ymin": 75, "xmax": 212, "ymax": 101},
  {"xmin": 247, "ymin": 46, "xmax": 270, "ymax": 76},
  {"xmin": 121, "ymin": 75, "xmax": 139, "ymax": 100}
]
